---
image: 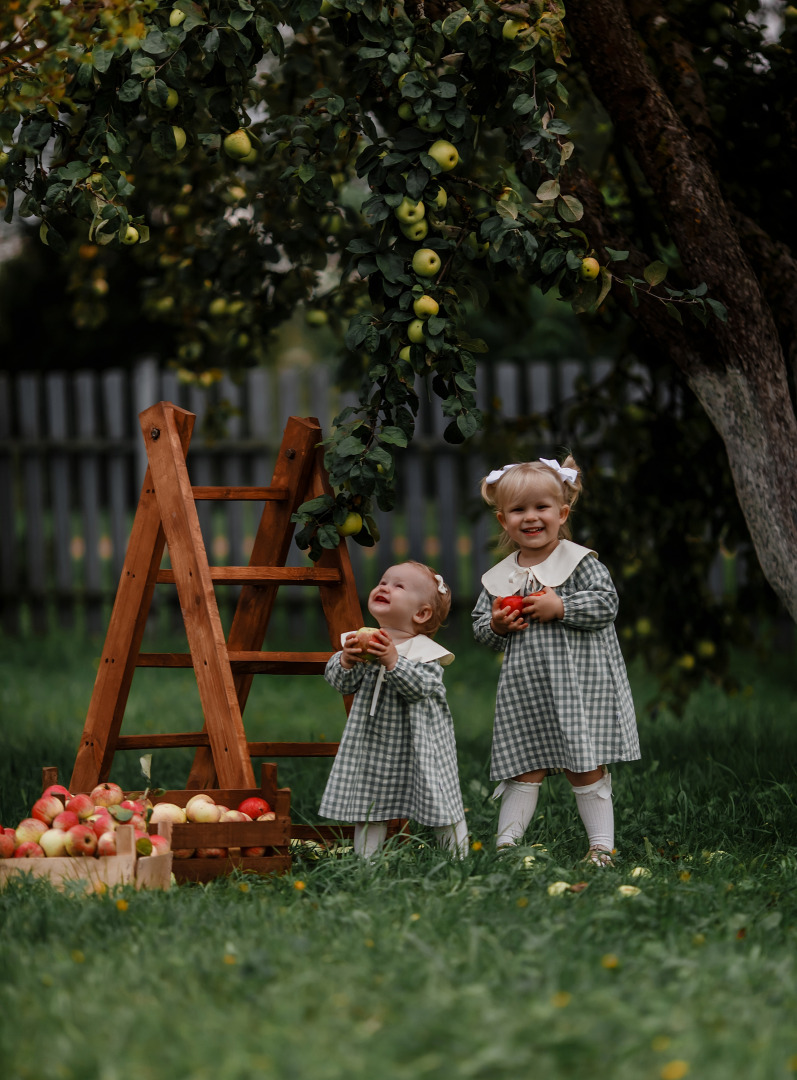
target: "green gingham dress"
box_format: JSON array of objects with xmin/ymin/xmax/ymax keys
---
[
  {"xmin": 319, "ymin": 634, "xmax": 466, "ymax": 827},
  {"xmin": 472, "ymin": 542, "xmax": 640, "ymax": 780}
]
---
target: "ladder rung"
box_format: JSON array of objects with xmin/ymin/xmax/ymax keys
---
[
  {"xmin": 137, "ymin": 651, "xmax": 334, "ymax": 674},
  {"xmin": 191, "ymin": 486, "xmax": 289, "ymax": 501},
  {"xmin": 116, "ymin": 733, "xmax": 211, "ymax": 749},
  {"xmin": 156, "ymin": 567, "xmax": 341, "ymax": 585},
  {"xmin": 248, "ymin": 741, "xmax": 340, "ymax": 757}
]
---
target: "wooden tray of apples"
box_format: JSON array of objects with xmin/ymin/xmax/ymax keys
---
[
  {"xmin": 0, "ymin": 804, "xmax": 173, "ymax": 894},
  {"xmin": 144, "ymin": 762, "xmax": 292, "ymax": 883}
]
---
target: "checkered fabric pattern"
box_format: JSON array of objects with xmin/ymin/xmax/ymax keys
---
[
  {"xmin": 319, "ymin": 654, "xmax": 466, "ymax": 827},
  {"xmin": 472, "ymin": 556, "xmax": 640, "ymax": 779}
]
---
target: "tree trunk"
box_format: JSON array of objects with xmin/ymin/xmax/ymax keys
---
[{"xmin": 564, "ymin": 0, "xmax": 797, "ymax": 621}]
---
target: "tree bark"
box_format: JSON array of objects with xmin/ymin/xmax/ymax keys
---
[{"xmin": 564, "ymin": 0, "xmax": 797, "ymax": 621}]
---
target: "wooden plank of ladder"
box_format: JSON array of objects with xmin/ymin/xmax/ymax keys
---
[
  {"xmin": 185, "ymin": 416, "xmax": 323, "ymax": 788},
  {"xmin": 141, "ymin": 401, "xmax": 255, "ymax": 790},
  {"xmin": 70, "ymin": 407, "xmax": 195, "ymax": 793}
]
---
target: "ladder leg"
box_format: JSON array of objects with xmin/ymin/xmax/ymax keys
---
[
  {"xmin": 142, "ymin": 402, "xmax": 255, "ymax": 790},
  {"xmin": 70, "ymin": 409, "xmax": 195, "ymax": 791}
]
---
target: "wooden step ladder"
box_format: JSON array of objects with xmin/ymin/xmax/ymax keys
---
[{"xmin": 69, "ymin": 402, "xmax": 365, "ymax": 839}]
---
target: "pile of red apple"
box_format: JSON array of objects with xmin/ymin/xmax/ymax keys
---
[
  {"xmin": 0, "ymin": 782, "xmax": 170, "ymax": 861},
  {"xmin": 148, "ymin": 792, "xmax": 275, "ymax": 860}
]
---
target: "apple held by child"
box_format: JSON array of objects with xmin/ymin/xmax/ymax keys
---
[{"xmin": 497, "ymin": 595, "xmax": 525, "ymax": 614}]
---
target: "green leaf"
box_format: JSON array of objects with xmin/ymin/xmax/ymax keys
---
[
  {"xmin": 536, "ymin": 180, "xmax": 560, "ymax": 201},
  {"xmin": 706, "ymin": 298, "xmax": 728, "ymax": 322},
  {"xmin": 557, "ymin": 194, "xmax": 583, "ymax": 222},
  {"xmin": 665, "ymin": 302, "xmax": 684, "ymax": 324},
  {"xmin": 379, "ymin": 426, "xmax": 408, "ymax": 447},
  {"xmin": 644, "ymin": 260, "xmax": 668, "ymax": 286},
  {"xmin": 376, "ymin": 251, "xmax": 406, "ymax": 283},
  {"xmin": 605, "ymin": 247, "xmax": 629, "ymax": 262}
]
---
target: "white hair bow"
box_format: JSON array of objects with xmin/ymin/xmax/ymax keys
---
[
  {"xmin": 434, "ymin": 574, "xmax": 448, "ymax": 595},
  {"xmin": 484, "ymin": 463, "xmax": 522, "ymax": 486},
  {"xmin": 539, "ymin": 457, "xmax": 578, "ymax": 485}
]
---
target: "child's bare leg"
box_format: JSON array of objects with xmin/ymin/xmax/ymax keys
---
[
  {"xmin": 566, "ymin": 767, "xmax": 614, "ymax": 863},
  {"xmin": 495, "ymin": 769, "xmax": 546, "ymax": 848},
  {"xmin": 353, "ymin": 821, "xmax": 388, "ymax": 857}
]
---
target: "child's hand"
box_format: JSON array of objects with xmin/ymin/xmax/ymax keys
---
[
  {"xmin": 490, "ymin": 596, "xmax": 529, "ymax": 635},
  {"xmin": 364, "ymin": 629, "xmax": 399, "ymax": 671},
  {"xmin": 340, "ymin": 632, "xmax": 365, "ymax": 669},
  {"xmin": 524, "ymin": 587, "xmax": 564, "ymax": 624}
]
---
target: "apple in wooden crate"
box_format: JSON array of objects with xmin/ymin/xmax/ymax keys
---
[
  {"xmin": 0, "ymin": 834, "xmax": 16, "ymax": 858},
  {"xmin": 15, "ymin": 818, "xmax": 48, "ymax": 846},
  {"xmin": 39, "ymin": 829, "xmax": 70, "ymax": 857},
  {"xmin": 237, "ymin": 797, "xmax": 271, "ymax": 818},
  {"xmin": 150, "ymin": 803, "xmax": 187, "ymax": 824},
  {"xmin": 53, "ymin": 810, "xmax": 80, "ymax": 832},
  {"xmin": 31, "ymin": 795, "xmax": 65, "ymax": 824},
  {"xmin": 90, "ymin": 782, "xmax": 124, "ymax": 807},
  {"xmin": 65, "ymin": 794, "xmax": 95, "ymax": 820},
  {"xmin": 65, "ymin": 825, "xmax": 98, "ymax": 857},
  {"xmin": 42, "ymin": 784, "xmax": 72, "ymax": 802},
  {"xmin": 14, "ymin": 841, "xmax": 45, "ymax": 857}
]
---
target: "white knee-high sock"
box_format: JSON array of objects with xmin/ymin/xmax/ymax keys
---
[
  {"xmin": 353, "ymin": 821, "xmax": 388, "ymax": 857},
  {"xmin": 495, "ymin": 780, "xmax": 541, "ymax": 847},
  {"xmin": 572, "ymin": 772, "xmax": 614, "ymax": 851},
  {"xmin": 433, "ymin": 819, "xmax": 469, "ymax": 858}
]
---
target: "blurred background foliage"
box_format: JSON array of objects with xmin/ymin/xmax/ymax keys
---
[{"xmin": 0, "ymin": 0, "xmax": 793, "ymax": 710}]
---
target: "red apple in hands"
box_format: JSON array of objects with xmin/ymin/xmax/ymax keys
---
[
  {"xmin": 65, "ymin": 825, "xmax": 98, "ymax": 857},
  {"xmin": 497, "ymin": 595, "xmax": 525, "ymax": 615},
  {"xmin": 238, "ymin": 797, "xmax": 271, "ymax": 818},
  {"xmin": 31, "ymin": 795, "xmax": 65, "ymax": 824}
]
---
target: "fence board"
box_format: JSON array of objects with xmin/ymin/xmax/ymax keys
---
[{"xmin": 2, "ymin": 355, "xmax": 742, "ymax": 639}]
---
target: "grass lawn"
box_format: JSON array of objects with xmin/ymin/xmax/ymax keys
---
[{"xmin": 1, "ymin": 628, "xmax": 796, "ymax": 1080}]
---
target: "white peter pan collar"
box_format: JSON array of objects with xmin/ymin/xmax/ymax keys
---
[
  {"xmin": 340, "ymin": 631, "xmax": 454, "ymax": 715},
  {"xmin": 480, "ymin": 540, "xmax": 597, "ymax": 595},
  {"xmin": 339, "ymin": 631, "xmax": 454, "ymax": 666}
]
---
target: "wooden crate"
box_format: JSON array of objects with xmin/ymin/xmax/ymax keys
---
[
  {"xmin": 0, "ymin": 824, "xmax": 173, "ymax": 893},
  {"xmin": 146, "ymin": 763, "xmax": 292, "ymax": 883}
]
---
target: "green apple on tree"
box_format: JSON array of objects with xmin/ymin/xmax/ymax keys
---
[
  {"xmin": 412, "ymin": 248, "xmax": 442, "ymax": 277},
  {"xmin": 223, "ymin": 129, "xmax": 253, "ymax": 161},
  {"xmin": 580, "ymin": 257, "xmax": 601, "ymax": 280},
  {"xmin": 413, "ymin": 294, "xmax": 439, "ymax": 318},
  {"xmin": 169, "ymin": 7, "xmax": 186, "ymax": 27},
  {"xmin": 398, "ymin": 345, "xmax": 412, "ymax": 361},
  {"xmin": 401, "ymin": 220, "xmax": 429, "ymax": 242},
  {"xmin": 163, "ymin": 88, "xmax": 179, "ymax": 110},
  {"xmin": 305, "ymin": 308, "xmax": 329, "ymax": 326},
  {"xmin": 122, "ymin": 225, "xmax": 139, "ymax": 245},
  {"xmin": 503, "ymin": 19, "xmax": 530, "ymax": 40},
  {"xmin": 397, "ymin": 103, "xmax": 413, "ymax": 121},
  {"xmin": 394, "ymin": 197, "xmax": 425, "ymax": 224},
  {"xmin": 418, "ymin": 115, "xmax": 444, "ymax": 133},
  {"xmin": 427, "ymin": 186, "xmax": 447, "ymax": 211},
  {"xmin": 407, "ymin": 319, "xmax": 426, "ymax": 344},
  {"xmin": 171, "ymin": 126, "xmax": 186, "ymax": 152},
  {"xmin": 427, "ymin": 140, "xmax": 459, "ymax": 172},
  {"xmin": 337, "ymin": 511, "xmax": 363, "ymax": 537}
]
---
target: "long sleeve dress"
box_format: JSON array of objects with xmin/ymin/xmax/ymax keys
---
[
  {"xmin": 319, "ymin": 634, "xmax": 466, "ymax": 827},
  {"xmin": 472, "ymin": 541, "xmax": 640, "ymax": 780}
]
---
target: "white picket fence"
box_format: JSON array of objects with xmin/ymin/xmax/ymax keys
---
[{"xmin": 0, "ymin": 355, "xmax": 613, "ymax": 635}]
